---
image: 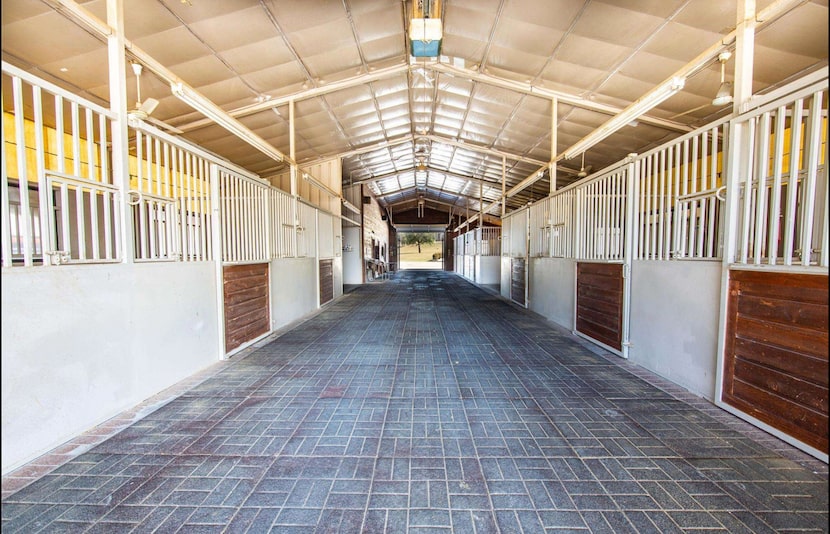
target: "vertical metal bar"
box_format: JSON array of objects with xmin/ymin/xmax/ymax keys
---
[
  {"xmin": 246, "ymin": 180, "xmax": 254, "ymax": 261},
  {"xmin": 171, "ymin": 146, "xmax": 181, "ymax": 259},
  {"xmin": 99, "ymin": 114, "xmax": 109, "ymax": 185},
  {"xmin": 664, "ymin": 145, "xmax": 673, "ymax": 260},
  {"xmin": 33, "ymin": 86, "xmax": 53, "ymax": 267},
  {"xmin": 658, "ymin": 150, "xmax": 666, "ymax": 260},
  {"xmin": 149, "ymin": 199, "xmax": 158, "ymax": 259},
  {"xmin": 55, "ymin": 95, "xmax": 66, "ymax": 173},
  {"xmin": 71, "ymin": 102, "xmax": 81, "ymax": 177},
  {"xmin": 753, "ymin": 112, "xmax": 771, "ymax": 264},
  {"xmin": 220, "ymin": 171, "xmax": 228, "ymax": 262},
  {"xmin": 236, "ymin": 176, "xmax": 243, "ymax": 262},
  {"xmin": 738, "ymin": 118, "xmax": 757, "ymax": 264},
  {"xmin": 87, "ymin": 109, "xmax": 101, "ymax": 256},
  {"xmin": 89, "ymin": 187, "xmax": 100, "ymax": 260},
  {"xmin": 768, "ymin": 106, "xmax": 786, "ymax": 264},
  {"xmin": 85, "ymin": 108, "xmax": 95, "ymax": 181},
  {"xmin": 798, "ymin": 91, "xmax": 822, "ymax": 267},
  {"xmin": 699, "ymin": 130, "xmax": 709, "ymax": 258},
  {"xmin": 136, "ymin": 130, "xmax": 144, "ymax": 192},
  {"xmin": 687, "ymin": 136, "xmax": 698, "ymax": 257},
  {"xmin": 680, "ymin": 139, "xmax": 690, "ymax": 258},
  {"xmin": 199, "ymin": 158, "xmax": 209, "ymax": 260},
  {"xmin": 144, "ymin": 134, "xmax": 152, "ymax": 194},
  {"xmin": 60, "ymin": 182, "xmax": 70, "ymax": 256},
  {"xmin": 12, "ymin": 76, "xmax": 34, "ymax": 266},
  {"xmin": 99, "ymin": 114, "xmax": 113, "ymax": 260},
  {"xmin": 782, "ymin": 99, "xmax": 803, "ymax": 266},
  {"xmin": 706, "ymin": 127, "xmax": 718, "ymax": 258},
  {"xmin": 185, "ymin": 152, "xmax": 195, "ymax": 260},
  {"xmin": 0, "ymin": 80, "xmax": 13, "ymax": 267},
  {"xmin": 138, "ymin": 190, "xmax": 148, "ymax": 260},
  {"xmin": 103, "ymin": 189, "xmax": 113, "ymax": 260},
  {"xmin": 643, "ymin": 155, "xmax": 651, "ymax": 259},
  {"xmin": 671, "ymin": 143, "xmax": 681, "ymax": 258}
]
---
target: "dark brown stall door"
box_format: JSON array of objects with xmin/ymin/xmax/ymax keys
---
[
  {"xmin": 223, "ymin": 263, "xmax": 270, "ymax": 353},
  {"xmin": 510, "ymin": 257, "xmax": 526, "ymax": 307},
  {"xmin": 723, "ymin": 270, "xmax": 828, "ymax": 454},
  {"xmin": 319, "ymin": 258, "xmax": 334, "ymax": 305},
  {"xmin": 576, "ymin": 262, "xmax": 623, "ymax": 352}
]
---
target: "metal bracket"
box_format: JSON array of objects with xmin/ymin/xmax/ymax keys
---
[{"xmin": 46, "ymin": 251, "xmax": 71, "ymax": 265}]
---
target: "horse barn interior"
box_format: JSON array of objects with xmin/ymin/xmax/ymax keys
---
[{"xmin": 1, "ymin": 0, "xmax": 828, "ymax": 531}]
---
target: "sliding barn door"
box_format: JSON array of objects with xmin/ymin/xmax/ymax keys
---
[
  {"xmin": 722, "ymin": 270, "xmax": 828, "ymax": 455},
  {"xmin": 223, "ymin": 263, "xmax": 270, "ymax": 353},
  {"xmin": 576, "ymin": 262, "xmax": 624, "ymax": 353},
  {"xmin": 319, "ymin": 258, "xmax": 334, "ymax": 305}
]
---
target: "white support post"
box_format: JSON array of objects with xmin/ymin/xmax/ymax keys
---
[
  {"xmin": 715, "ymin": 0, "xmax": 756, "ymax": 404},
  {"xmin": 106, "ymin": 0, "xmax": 133, "ymax": 264},
  {"xmin": 290, "ymin": 99, "xmax": 299, "ymax": 257},
  {"xmin": 501, "ymin": 157, "xmax": 506, "ymax": 217},
  {"xmin": 550, "ymin": 97, "xmax": 558, "ymax": 194},
  {"xmin": 210, "ymin": 163, "xmax": 226, "ymax": 360},
  {"xmin": 620, "ymin": 155, "xmax": 638, "ymax": 359}
]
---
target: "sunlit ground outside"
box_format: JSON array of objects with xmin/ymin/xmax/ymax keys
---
[{"xmin": 398, "ymin": 241, "xmax": 443, "ymax": 270}]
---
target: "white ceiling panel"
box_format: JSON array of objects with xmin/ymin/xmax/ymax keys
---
[{"xmin": 2, "ymin": 0, "xmax": 826, "ymax": 216}]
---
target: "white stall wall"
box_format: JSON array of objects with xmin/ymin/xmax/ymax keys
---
[
  {"xmin": 528, "ymin": 257, "xmax": 576, "ymax": 330},
  {"xmin": 342, "ymin": 227, "xmax": 363, "ymax": 285},
  {"xmin": 628, "ymin": 260, "xmax": 721, "ymax": 400},
  {"xmin": 271, "ymin": 257, "xmax": 319, "ymax": 330},
  {"xmin": 1, "ymin": 263, "xmax": 220, "ymax": 474},
  {"xmin": 476, "ymin": 256, "xmax": 501, "ymax": 285}
]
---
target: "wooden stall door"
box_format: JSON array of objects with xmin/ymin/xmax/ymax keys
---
[
  {"xmin": 319, "ymin": 258, "xmax": 334, "ymax": 305},
  {"xmin": 576, "ymin": 262, "xmax": 623, "ymax": 352},
  {"xmin": 723, "ymin": 270, "xmax": 828, "ymax": 454},
  {"xmin": 224, "ymin": 263, "xmax": 270, "ymax": 353},
  {"xmin": 510, "ymin": 257, "xmax": 526, "ymax": 306}
]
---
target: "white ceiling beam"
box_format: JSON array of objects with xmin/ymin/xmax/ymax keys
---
[{"xmin": 429, "ymin": 62, "xmax": 693, "ymax": 134}]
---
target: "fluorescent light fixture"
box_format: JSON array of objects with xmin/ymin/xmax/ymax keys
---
[
  {"xmin": 563, "ymin": 76, "xmax": 685, "ymax": 160},
  {"xmin": 171, "ymin": 82, "xmax": 284, "ymax": 163},
  {"xmin": 409, "ymin": 0, "xmax": 442, "ymax": 57},
  {"xmin": 410, "ymin": 18, "xmax": 442, "ymax": 41}
]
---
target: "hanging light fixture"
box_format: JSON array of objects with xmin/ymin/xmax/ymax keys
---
[
  {"xmin": 578, "ymin": 152, "xmax": 588, "ymax": 178},
  {"xmin": 712, "ymin": 51, "xmax": 733, "ymax": 107},
  {"xmin": 409, "ymin": 0, "xmax": 442, "ymax": 57}
]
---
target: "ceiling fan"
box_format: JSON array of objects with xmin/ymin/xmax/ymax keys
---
[
  {"xmin": 394, "ymin": 137, "xmax": 431, "ymax": 170},
  {"xmin": 128, "ymin": 62, "xmax": 183, "ymax": 134},
  {"xmin": 411, "ymin": 65, "xmax": 434, "ymax": 87}
]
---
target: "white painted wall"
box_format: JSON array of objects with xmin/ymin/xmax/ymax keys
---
[
  {"xmin": 628, "ymin": 260, "xmax": 721, "ymax": 400},
  {"xmin": 342, "ymin": 226, "xmax": 362, "ymax": 285},
  {"xmin": 1, "ymin": 262, "xmax": 220, "ymax": 474},
  {"xmin": 271, "ymin": 257, "xmax": 319, "ymax": 329},
  {"xmin": 528, "ymin": 257, "xmax": 576, "ymax": 330},
  {"xmin": 476, "ymin": 256, "xmax": 501, "ymax": 285}
]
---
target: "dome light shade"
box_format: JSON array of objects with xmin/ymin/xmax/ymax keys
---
[{"xmin": 713, "ymin": 81, "xmax": 733, "ymax": 106}]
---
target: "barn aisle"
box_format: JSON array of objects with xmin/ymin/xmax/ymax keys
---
[{"xmin": 2, "ymin": 270, "xmax": 827, "ymax": 533}]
